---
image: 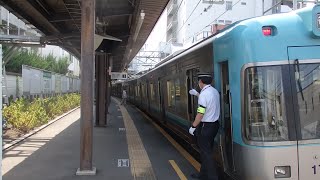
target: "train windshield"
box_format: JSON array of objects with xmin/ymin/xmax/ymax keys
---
[
  {"xmin": 245, "ymin": 66, "xmax": 289, "ymax": 141},
  {"xmin": 294, "ymin": 63, "xmax": 320, "ymax": 140},
  {"xmin": 244, "ymin": 64, "xmax": 320, "ymax": 142}
]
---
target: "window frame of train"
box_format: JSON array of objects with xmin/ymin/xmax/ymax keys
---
[
  {"xmin": 167, "ymin": 79, "xmax": 176, "ymax": 109},
  {"xmin": 242, "ymin": 60, "xmax": 320, "ymax": 145},
  {"xmin": 149, "ymin": 82, "xmax": 155, "ymax": 102},
  {"xmin": 186, "ymin": 68, "xmax": 200, "ymax": 121}
]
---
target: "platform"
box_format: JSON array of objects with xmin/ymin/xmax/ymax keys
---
[{"xmin": 2, "ymin": 98, "xmax": 199, "ymax": 180}]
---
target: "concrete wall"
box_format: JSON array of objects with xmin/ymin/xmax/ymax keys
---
[{"xmin": 2, "ymin": 73, "xmax": 23, "ymax": 101}]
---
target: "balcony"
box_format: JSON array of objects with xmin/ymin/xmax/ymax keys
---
[
  {"xmin": 167, "ymin": 0, "xmax": 178, "ymax": 16},
  {"xmin": 167, "ymin": 15, "xmax": 178, "ymax": 31},
  {"xmin": 167, "ymin": 33, "xmax": 177, "ymax": 43},
  {"xmin": 196, "ymin": 31, "xmax": 212, "ymax": 41}
]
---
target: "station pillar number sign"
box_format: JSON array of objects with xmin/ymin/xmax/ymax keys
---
[{"xmin": 111, "ymin": 72, "xmax": 128, "ymax": 80}]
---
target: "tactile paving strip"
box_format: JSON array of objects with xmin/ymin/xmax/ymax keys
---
[{"xmin": 113, "ymin": 98, "xmax": 157, "ymax": 180}]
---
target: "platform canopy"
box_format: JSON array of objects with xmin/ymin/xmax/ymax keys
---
[{"xmin": 0, "ymin": 0, "xmax": 169, "ymax": 72}]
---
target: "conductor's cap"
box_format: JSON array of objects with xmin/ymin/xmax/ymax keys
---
[{"xmin": 197, "ymin": 73, "xmax": 212, "ymax": 78}]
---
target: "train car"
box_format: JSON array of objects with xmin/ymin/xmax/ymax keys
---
[
  {"xmin": 113, "ymin": 5, "xmax": 320, "ymax": 180},
  {"xmin": 111, "ymin": 82, "xmax": 123, "ymax": 98}
]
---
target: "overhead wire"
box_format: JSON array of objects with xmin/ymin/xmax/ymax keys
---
[
  {"xmin": 132, "ymin": 0, "xmax": 185, "ymax": 63},
  {"xmin": 185, "ymin": 0, "xmax": 242, "ymax": 43},
  {"xmin": 146, "ymin": 0, "xmax": 202, "ymax": 63}
]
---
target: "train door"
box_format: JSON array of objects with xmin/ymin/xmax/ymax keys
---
[
  {"xmin": 146, "ymin": 81, "xmax": 150, "ymax": 112},
  {"xmin": 220, "ymin": 62, "xmax": 234, "ymax": 173},
  {"xmin": 288, "ymin": 46, "xmax": 320, "ymax": 180},
  {"xmin": 139, "ymin": 83, "xmax": 142, "ymax": 107},
  {"xmin": 186, "ymin": 68, "xmax": 199, "ymax": 122},
  {"xmin": 158, "ymin": 78, "xmax": 166, "ymax": 122}
]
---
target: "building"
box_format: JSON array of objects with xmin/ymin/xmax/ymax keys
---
[
  {"xmin": 0, "ymin": 6, "xmax": 80, "ymax": 77},
  {"xmin": 0, "ymin": 6, "xmax": 39, "ymax": 36},
  {"xmin": 167, "ymin": 0, "xmax": 313, "ymax": 46},
  {"xmin": 38, "ymin": 45, "xmax": 80, "ymax": 77}
]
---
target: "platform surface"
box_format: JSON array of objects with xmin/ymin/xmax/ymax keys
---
[{"xmin": 2, "ymin": 98, "xmax": 198, "ymax": 180}]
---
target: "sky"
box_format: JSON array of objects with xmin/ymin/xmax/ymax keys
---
[{"xmin": 143, "ymin": 9, "xmax": 167, "ymax": 51}]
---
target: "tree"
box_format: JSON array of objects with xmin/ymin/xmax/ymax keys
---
[{"xmin": 4, "ymin": 46, "xmax": 71, "ymax": 75}]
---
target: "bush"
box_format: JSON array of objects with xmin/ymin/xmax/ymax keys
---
[{"xmin": 3, "ymin": 93, "xmax": 80, "ymax": 133}]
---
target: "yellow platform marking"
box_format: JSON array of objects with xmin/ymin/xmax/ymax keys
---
[
  {"xmin": 136, "ymin": 108, "xmax": 201, "ymax": 172},
  {"xmin": 169, "ymin": 160, "xmax": 187, "ymax": 180},
  {"xmin": 112, "ymin": 97, "xmax": 156, "ymax": 180}
]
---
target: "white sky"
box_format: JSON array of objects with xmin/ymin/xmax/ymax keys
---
[{"xmin": 143, "ymin": 10, "xmax": 167, "ymax": 51}]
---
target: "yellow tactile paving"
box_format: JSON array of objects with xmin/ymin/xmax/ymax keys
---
[
  {"xmin": 112, "ymin": 97, "xmax": 157, "ymax": 180},
  {"xmin": 136, "ymin": 107, "xmax": 201, "ymax": 172}
]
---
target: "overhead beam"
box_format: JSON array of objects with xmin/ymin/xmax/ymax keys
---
[
  {"xmin": 0, "ymin": 34, "xmax": 40, "ymax": 42},
  {"xmin": 0, "ymin": 42, "xmax": 45, "ymax": 48},
  {"xmin": 97, "ymin": 7, "xmax": 133, "ymax": 17},
  {"xmin": 26, "ymin": 0, "xmax": 54, "ymax": 17},
  {"xmin": 49, "ymin": 13, "xmax": 75, "ymax": 22},
  {"xmin": 41, "ymin": 33, "xmax": 81, "ymax": 41},
  {"xmin": 0, "ymin": 0, "xmax": 60, "ymax": 35}
]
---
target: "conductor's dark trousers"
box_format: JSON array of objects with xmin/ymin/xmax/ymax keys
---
[{"xmin": 196, "ymin": 121, "xmax": 220, "ymax": 180}]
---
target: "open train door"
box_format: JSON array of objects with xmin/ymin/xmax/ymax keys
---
[
  {"xmin": 186, "ymin": 68, "xmax": 199, "ymax": 122},
  {"xmin": 288, "ymin": 46, "xmax": 320, "ymax": 180},
  {"xmin": 158, "ymin": 77, "xmax": 166, "ymax": 123},
  {"xmin": 219, "ymin": 62, "xmax": 235, "ymax": 174}
]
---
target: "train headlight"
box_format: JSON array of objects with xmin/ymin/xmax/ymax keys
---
[{"xmin": 274, "ymin": 166, "xmax": 291, "ymax": 178}]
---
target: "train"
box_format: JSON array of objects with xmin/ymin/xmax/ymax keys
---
[{"xmin": 112, "ymin": 5, "xmax": 320, "ymax": 180}]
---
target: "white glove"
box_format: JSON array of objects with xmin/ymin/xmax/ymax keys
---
[
  {"xmin": 189, "ymin": 127, "xmax": 196, "ymax": 136},
  {"xmin": 189, "ymin": 89, "xmax": 199, "ymax": 96}
]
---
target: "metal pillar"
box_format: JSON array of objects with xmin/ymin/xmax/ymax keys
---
[
  {"xmin": 96, "ymin": 54, "xmax": 107, "ymax": 127},
  {"xmin": 106, "ymin": 55, "xmax": 111, "ymax": 114},
  {"xmin": 77, "ymin": 0, "xmax": 96, "ymax": 176}
]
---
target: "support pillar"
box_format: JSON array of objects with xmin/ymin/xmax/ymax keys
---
[
  {"xmin": 77, "ymin": 0, "xmax": 96, "ymax": 176},
  {"xmin": 106, "ymin": 55, "xmax": 111, "ymax": 113},
  {"xmin": 95, "ymin": 54, "xmax": 107, "ymax": 127}
]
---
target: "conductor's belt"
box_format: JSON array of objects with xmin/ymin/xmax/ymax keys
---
[{"xmin": 197, "ymin": 106, "xmax": 206, "ymax": 114}]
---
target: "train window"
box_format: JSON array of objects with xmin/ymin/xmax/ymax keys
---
[
  {"xmin": 294, "ymin": 63, "xmax": 320, "ymax": 140},
  {"xmin": 245, "ymin": 66, "xmax": 289, "ymax": 141},
  {"xmin": 142, "ymin": 84, "xmax": 146, "ymax": 98},
  {"xmin": 167, "ymin": 80, "xmax": 175, "ymax": 108}
]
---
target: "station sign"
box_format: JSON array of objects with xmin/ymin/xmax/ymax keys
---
[{"xmin": 111, "ymin": 72, "xmax": 128, "ymax": 80}]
